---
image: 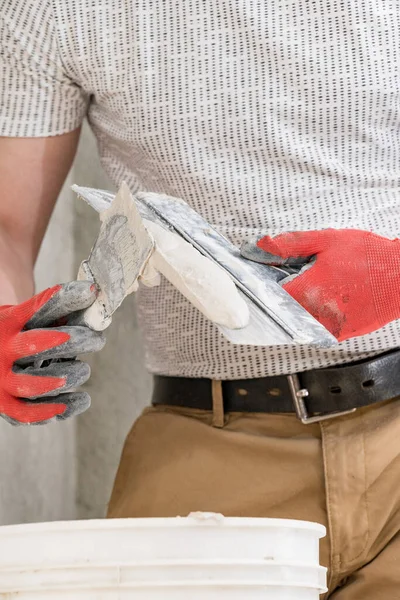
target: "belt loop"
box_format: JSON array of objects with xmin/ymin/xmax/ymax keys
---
[{"xmin": 211, "ymin": 380, "xmax": 225, "ymax": 428}]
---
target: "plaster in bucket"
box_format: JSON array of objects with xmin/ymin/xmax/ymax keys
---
[{"xmin": 0, "ymin": 512, "xmax": 327, "ymax": 599}]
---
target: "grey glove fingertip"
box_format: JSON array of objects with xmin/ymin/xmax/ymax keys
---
[
  {"xmin": 240, "ymin": 240, "xmax": 314, "ymax": 276},
  {"xmin": 56, "ymin": 392, "xmax": 91, "ymax": 421},
  {"xmin": 240, "ymin": 240, "xmax": 275, "ymax": 264},
  {"xmin": 30, "ymin": 392, "xmax": 91, "ymax": 425},
  {"xmin": 26, "ymin": 281, "xmax": 99, "ymax": 329},
  {"xmin": 241, "ymin": 240, "xmax": 312, "ymax": 269}
]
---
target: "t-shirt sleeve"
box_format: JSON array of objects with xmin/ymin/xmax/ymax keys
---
[{"xmin": 0, "ymin": 0, "xmax": 89, "ymax": 137}]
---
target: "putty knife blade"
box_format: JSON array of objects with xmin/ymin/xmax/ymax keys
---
[{"xmin": 76, "ymin": 182, "xmax": 154, "ymax": 330}]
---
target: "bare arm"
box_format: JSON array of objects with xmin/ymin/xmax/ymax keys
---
[{"xmin": 0, "ymin": 129, "xmax": 81, "ymax": 304}]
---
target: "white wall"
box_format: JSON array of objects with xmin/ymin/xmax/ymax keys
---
[{"xmin": 0, "ymin": 123, "xmax": 152, "ymax": 524}]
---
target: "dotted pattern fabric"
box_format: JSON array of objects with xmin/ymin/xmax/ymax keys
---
[{"xmin": 2, "ymin": 0, "xmax": 400, "ymax": 379}]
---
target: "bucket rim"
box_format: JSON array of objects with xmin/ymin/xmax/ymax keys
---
[{"xmin": 0, "ymin": 516, "xmax": 326, "ymax": 537}]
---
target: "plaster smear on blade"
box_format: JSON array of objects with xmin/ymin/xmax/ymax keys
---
[
  {"xmin": 143, "ymin": 220, "xmax": 249, "ymax": 329},
  {"xmin": 77, "ymin": 183, "xmax": 154, "ymax": 331}
]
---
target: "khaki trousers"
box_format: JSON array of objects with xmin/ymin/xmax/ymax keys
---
[{"xmin": 108, "ymin": 388, "xmax": 400, "ymax": 599}]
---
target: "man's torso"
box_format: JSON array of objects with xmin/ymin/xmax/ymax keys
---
[{"xmin": 55, "ymin": 0, "xmax": 400, "ymax": 378}]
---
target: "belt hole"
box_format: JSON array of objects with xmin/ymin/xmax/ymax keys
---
[
  {"xmin": 269, "ymin": 388, "xmax": 281, "ymax": 397},
  {"xmin": 330, "ymin": 386, "xmax": 342, "ymax": 394},
  {"xmin": 362, "ymin": 379, "xmax": 375, "ymax": 388},
  {"xmin": 238, "ymin": 388, "xmax": 248, "ymax": 396}
]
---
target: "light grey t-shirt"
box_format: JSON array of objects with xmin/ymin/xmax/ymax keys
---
[{"xmin": 2, "ymin": 0, "xmax": 400, "ymax": 379}]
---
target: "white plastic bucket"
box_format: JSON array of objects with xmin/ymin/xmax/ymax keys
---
[{"xmin": 0, "ymin": 513, "xmax": 327, "ymax": 599}]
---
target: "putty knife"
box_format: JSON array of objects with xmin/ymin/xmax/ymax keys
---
[
  {"xmin": 75, "ymin": 183, "xmax": 154, "ymax": 330},
  {"xmin": 73, "ymin": 184, "xmax": 337, "ymax": 348}
]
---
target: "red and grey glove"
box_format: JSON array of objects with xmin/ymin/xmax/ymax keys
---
[
  {"xmin": 0, "ymin": 281, "xmax": 105, "ymax": 425},
  {"xmin": 242, "ymin": 228, "xmax": 400, "ymax": 342}
]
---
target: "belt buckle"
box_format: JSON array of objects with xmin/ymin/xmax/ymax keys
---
[{"xmin": 287, "ymin": 374, "xmax": 356, "ymax": 424}]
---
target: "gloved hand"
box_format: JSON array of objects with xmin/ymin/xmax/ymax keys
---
[
  {"xmin": 0, "ymin": 281, "xmax": 105, "ymax": 425},
  {"xmin": 250, "ymin": 229, "xmax": 400, "ymax": 341}
]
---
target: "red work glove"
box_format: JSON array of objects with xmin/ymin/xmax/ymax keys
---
[
  {"xmin": 0, "ymin": 281, "xmax": 105, "ymax": 425},
  {"xmin": 253, "ymin": 229, "xmax": 400, "ymax": 342}
]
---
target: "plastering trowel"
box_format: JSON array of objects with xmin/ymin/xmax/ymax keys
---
[{"xmin": 73, "ymin": 183, "xmax": 337, "ymax": 348}]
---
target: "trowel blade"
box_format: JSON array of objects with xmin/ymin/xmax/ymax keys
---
[
  {"xmin": 136, "ymin": 193, "xmax": 338, "ymax": 348},
  {"xmin": 75, "ymin": 182, "xmax": 154, "ymax": 330}
]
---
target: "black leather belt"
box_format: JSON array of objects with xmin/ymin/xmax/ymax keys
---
[{"xmin": 152, "ymin": 349, "xmax": 400, "ymax": 424}]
